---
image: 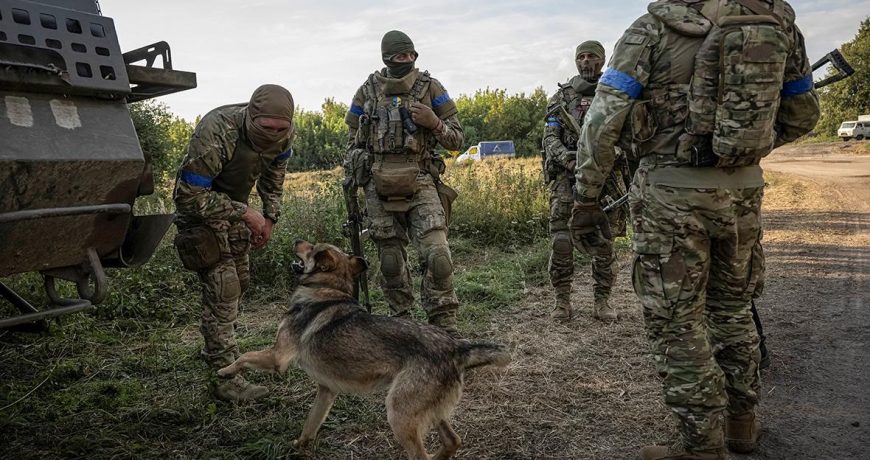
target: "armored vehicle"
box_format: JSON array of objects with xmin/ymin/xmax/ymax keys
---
[{"xmin": 0, "ymin": 0, "xmax": 196, "ymax": 330}]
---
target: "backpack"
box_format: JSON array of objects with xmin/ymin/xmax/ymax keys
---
[{"xmin": 686, "ymin": 0, "xmax": 792, "ymax": 167}]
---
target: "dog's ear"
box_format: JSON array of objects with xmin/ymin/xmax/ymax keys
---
[
  {"xmin": 313, "ymin": 247, "xmax": 339, "ymax": 272},
  {"xmin": 348, "ymin": 255, "xmax": 369, "ymax": 275}
]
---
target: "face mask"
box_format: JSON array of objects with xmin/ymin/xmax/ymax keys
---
[
  {"xmin": 576, "ymin": 56, "xmax": 604, "ymax": 81},
  {"xmin": 246, "ymin": 117, "xmax": 290, "ymax": 152},
  {"xmin": 385, "ymin": 60, "xmax": 415, "ymax": 78}
]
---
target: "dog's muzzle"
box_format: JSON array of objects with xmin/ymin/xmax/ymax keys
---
[{"xmin": 291, "ymin": 261, "xmax": 305, "ymax": 275}]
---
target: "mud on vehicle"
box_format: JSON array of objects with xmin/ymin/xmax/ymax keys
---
[{"xmin": 0, "ymin": 0, "xmax": 196, "ymax": 330}]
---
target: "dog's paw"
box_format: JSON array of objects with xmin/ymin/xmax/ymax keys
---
[
  {"xmin": 216, "ymin": 366, "xmax": 234, "ymax": 377},
  {"xmin": 292, "ymin": 438, "xmax": 313, "ymax": 450}
]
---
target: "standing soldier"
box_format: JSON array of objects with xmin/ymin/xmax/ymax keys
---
[
  {"xmin": 173, "ymin": 85, "xmax": 295, "ymax": 401},
  {"xmin": 343, "ymin": 31, "xmax": 464, "ymax": 336},
  {"xmin": 543, "ymin": 40, "xmax": 628, "ymax": 322},
  {"xmin": 569, "ymin": 1, "xmax": 819, "ymax": 459}
]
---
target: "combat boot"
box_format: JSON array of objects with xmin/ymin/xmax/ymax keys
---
[
  {"xmin": 639, "ymin": 446, "xmax": 726, "ymax": 460},
  {"xmin": 214, "ymin": 375, "xmax": 269, "ymax": 402},
  {"xmin": 428, "ymin": 311, "xmax": 462, "ymax": 339},
  {"xmin": 593, "ymin": 297, "xmax": 618, "ymax": 322},
  {"xmin": 725, "ymin": 412, "xmax": 762, "ymax": 454},
  {"xmin": 550, "ymin": 293, "xmax": 573, "ymax": 322}
]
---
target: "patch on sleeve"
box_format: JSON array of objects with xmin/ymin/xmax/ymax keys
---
[{"xmin": 624, "ymin": 34, "xmax": 646, "ymax": 45}]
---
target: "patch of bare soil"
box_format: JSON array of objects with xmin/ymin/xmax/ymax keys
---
[{"xmin": 453, "ymin": 148, "xmax": 869, "ymax": 459}]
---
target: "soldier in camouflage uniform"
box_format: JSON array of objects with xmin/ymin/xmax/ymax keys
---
[
  {"xmin": 343, "ymin": 31, "xmax": 464, "ymax": 336},
  {"xmin": 543, "ymin": 40, "xmax": 628, "ymax": 322},
  {"xmin": 173, "ymin": 85, "xmax": 295, "ymax": 401},
  {"xmin": 569, "ymin": 1, "xmax": 819, "ymax": 458}
]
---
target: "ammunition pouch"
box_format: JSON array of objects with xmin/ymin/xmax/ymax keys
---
[
  {"xmin": 346, "ymin": 148, "xmax": 372, "ymax": 187},
  {"xmin": 372, "ymin": 154, "xmax": 420, "ymax": 209},
  {"xmin": 436, "ymin": 182, "xmax": 459, "ymax": 226},
  {"xmin": 174, "ymin": 225, "xmax": 221, "ymax": 271}
]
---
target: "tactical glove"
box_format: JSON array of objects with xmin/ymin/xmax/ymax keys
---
[
  {"xmin": 569, "ymin": 201, "xmax": 612, "ymax": 240},
  {"xmin": 410, "ymin": 102, "xmax": 442, "ymax": 131}
]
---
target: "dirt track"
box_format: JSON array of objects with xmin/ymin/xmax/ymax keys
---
[{"xmin": 457, "ymin": 142, "xmax": 869, "ymax": 459}]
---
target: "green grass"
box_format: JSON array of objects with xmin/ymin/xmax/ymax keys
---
[{"xmin": 0, "ymin": 158, "xmax": 577, "ymax": 458}]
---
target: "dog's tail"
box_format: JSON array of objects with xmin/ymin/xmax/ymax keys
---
[{"xmin": 456, "ymin": 342, "xmax": 512, "ymax": 371}]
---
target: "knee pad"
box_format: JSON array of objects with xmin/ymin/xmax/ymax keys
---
[
  {"xmin": 427, "ymin": 245, "xmax": 454, "ymax": 280},
  {"xmin": 552, "ymin": 233, "xmax": 573, "ymax": 256},
  {"xmin": 379, "ymin": 245, "xmax": 405, "ymax": 278}
]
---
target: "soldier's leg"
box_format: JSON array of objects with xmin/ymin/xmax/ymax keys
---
[
  {"xmin": 365, "ymin": 183, "xmax": 414, "ymax": 315},
  {"xmin": 410, "ymin": 180, "xmax": 459, "ymax": 334},
  {"xmin": 198, "ymin": 229, "xmax": 242, "ymax": 370},
  {"xmin": 591, "ymin": 238, "xmax": 619, "ymax": 321},
  {"xmin": 706, "ymin": 188, "xmax": 763, "ymax": 453},
  {"xmin": 548, "ymin": 189, "xmax": 574, "ymax": 320},
  {"xmin": 632, "ymin": 175, "xmax": 727, "ymax": 454},
  {"xmin": 749, "ymin": 240, "xmax": 769, "ymax": 369},
  {"xmin": 228, "ymin": 223, "xmax": 251, "ymax": 310}
]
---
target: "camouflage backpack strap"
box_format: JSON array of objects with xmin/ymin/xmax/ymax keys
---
[{"xmin": 409, "ymin": 70, "xmax": 431, "ymax": 104}]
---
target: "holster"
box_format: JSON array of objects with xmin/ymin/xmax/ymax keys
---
[
  {"xmin": 436, "ymin": 182, "xmax": 459, "ymax": 226},
  {"xmin": 174, "ymin": 225, "xmax": 221, "ymax": 271}
]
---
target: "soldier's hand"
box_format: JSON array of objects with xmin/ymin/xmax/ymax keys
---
[
  {"xmin": 409, "ymin": 102, "xmax": 442, "ymax": 131},
  {"xmin": 242, "ymin": 206, "xmax": 267, "ymax": 236},
  {"xmin": 252, "ymin": 218, "xmax": 274, "ymax": 250},
  {"xmin": 570, "ymin": 201, "xmax": 612, "ymax": 240}
]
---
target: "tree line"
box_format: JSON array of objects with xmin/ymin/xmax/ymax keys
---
[{"xmin": 132, "ymin": 17, "xmax": 868, "ymax": 186}]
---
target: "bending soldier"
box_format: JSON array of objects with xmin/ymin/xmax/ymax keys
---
[
  {"xmin": 543, "ymin": 40, "xmax": 629, "ymax": 322},
  {"xmin": 343, "ymin": 31, "xmax": 464, "ymax": 336},
  {"xmin": 569, "ymin": 1, "xmax": 819, "ymax": 458},
  {"xmin": 173, "ymin": 85, "xmax": 296, "ymax": 401}
]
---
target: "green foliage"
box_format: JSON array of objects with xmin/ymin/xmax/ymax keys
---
[
  {"xmin": 288, "ymin": 98, "xmax": 349, "ymax": 172},
  {"xmin": 446, "ymin": 158, "xmax": 549, "ymax": 245},
  {"xmin": 816, "ymin": 18, "xmax": 870, "ymax": 136},
  {"xmin": 455, "ymin": 87, "xmax": 548, "ymax": 156},
  {"xmin": 129, "ymin": 101, "xmax": 193, "ymax": 187}
]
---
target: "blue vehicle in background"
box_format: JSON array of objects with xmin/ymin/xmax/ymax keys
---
[{"xmin": 456, "ymin": 141, "xmax": 516, "ymax": 162}]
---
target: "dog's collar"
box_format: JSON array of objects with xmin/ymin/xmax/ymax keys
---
[{"xmin": 288, "ymin": 296, "xmax": 359, "ymax": 314}]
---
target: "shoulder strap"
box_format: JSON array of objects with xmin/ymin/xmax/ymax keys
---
[{"xmin": 410, "ymin": 70, "xmax": 431, "ymax": 103}]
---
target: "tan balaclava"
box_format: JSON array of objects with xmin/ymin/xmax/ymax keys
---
[
  {"xmin": 575, "ymin": 40, "xmax": 605, "ymax": 81},
  {"xmin": 245, "ymin": 84, "xmax": 294, "ymax": 152}
]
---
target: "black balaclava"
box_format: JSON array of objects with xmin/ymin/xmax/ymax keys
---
[{"xmin": 381, "ymin": 30, "xmax": 418, "ymax": 78}]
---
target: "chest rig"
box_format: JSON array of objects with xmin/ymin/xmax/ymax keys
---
[
  {"xmin": 557, "ymin": 84, "xmax": 593, "ymax": 148},
  {"xmin": 356, "ymin": 71, "xmax": 434, "ymax": 209}
]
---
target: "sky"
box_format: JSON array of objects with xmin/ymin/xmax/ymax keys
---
[{"xmin": 99, "ymin": 0, "xmax": 870, "ymax": 121}]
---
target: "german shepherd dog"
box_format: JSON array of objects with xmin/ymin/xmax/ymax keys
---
[{"xmin": 218, "ymin": 240, "xmax": 511, "ymax": 460}]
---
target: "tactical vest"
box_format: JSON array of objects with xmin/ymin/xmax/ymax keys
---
[
  {"xmin": 631, "ymin": 0, "xmax": 792, "ymax": 168},
  {"xmin": 355, "ymin": 70, "xmax": 435, "ymax": 203},
  {"xmin": 555, "ymin": 79, "xmax": 595, "ymax": 148},
  {"xmin": 212, "ymin": 127, "xmax": 291, "ymax": 203}
]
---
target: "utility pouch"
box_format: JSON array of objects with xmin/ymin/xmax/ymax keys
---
[
  {"xmin": 629, "ymin": 100, "xmax": 656, "ymax": 144},
  {"xmin": 174, "ymin": 225, "xmax": 221, "ymax": 271},
  {"xmin": 436, "ymin": 182, "xmax": 459, "ymax": 226},
  {"xmin": 372, "ymin": 155, "xmax": 419, "ymax": 200}
]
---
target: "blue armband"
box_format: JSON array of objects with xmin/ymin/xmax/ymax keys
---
[{"xmin": 600, "ymin": 68, "xmax": 644, "ymax": 99}]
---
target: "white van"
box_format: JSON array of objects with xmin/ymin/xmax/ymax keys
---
[{"xmin": 838, "ymin": 120, "xmax": 870, "ymax": 141}]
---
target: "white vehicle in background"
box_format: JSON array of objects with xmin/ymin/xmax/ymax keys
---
[
  {"xmin": 839, "ymin": 115, "xmax": 870, "ymax": 141},
  {"xmin": 456, "ymin": 141, "xmax": 516, "ymax": 163}
]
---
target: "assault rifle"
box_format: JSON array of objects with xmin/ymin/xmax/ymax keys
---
[{"xmin": 342, "ymin": 177, "xmax": 371, "ymax": 312}]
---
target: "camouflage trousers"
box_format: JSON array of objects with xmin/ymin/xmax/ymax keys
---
[
  {"xmin": 179, "ymin": 221, "xmax": 251, "ymax": 369},
  {"xmin": 549, "ymin": 174, "xmax": 625, "ymax": 301},
  {"xmin": 629, "ymin": 166, "xmax": 763, "ymax": 452},
  {"xmin": 364, "ymin": 174, "xmax": 458, "ymax": 319}
]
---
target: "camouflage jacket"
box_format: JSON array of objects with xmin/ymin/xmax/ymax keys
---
[
  {"xmin": 173, "ymin": 104, "xmax": 293, "ymax": 226},
  {"xmin": 344, "ymin": 68, "xmax": 464, "ymax": 167},
  {"xmin": 543, "ymin": 75, "xmax": 598, "ymax": 173},
  {"xmin": 573, "ymin": 0, "xmax": 820, "ymax": 201}
]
